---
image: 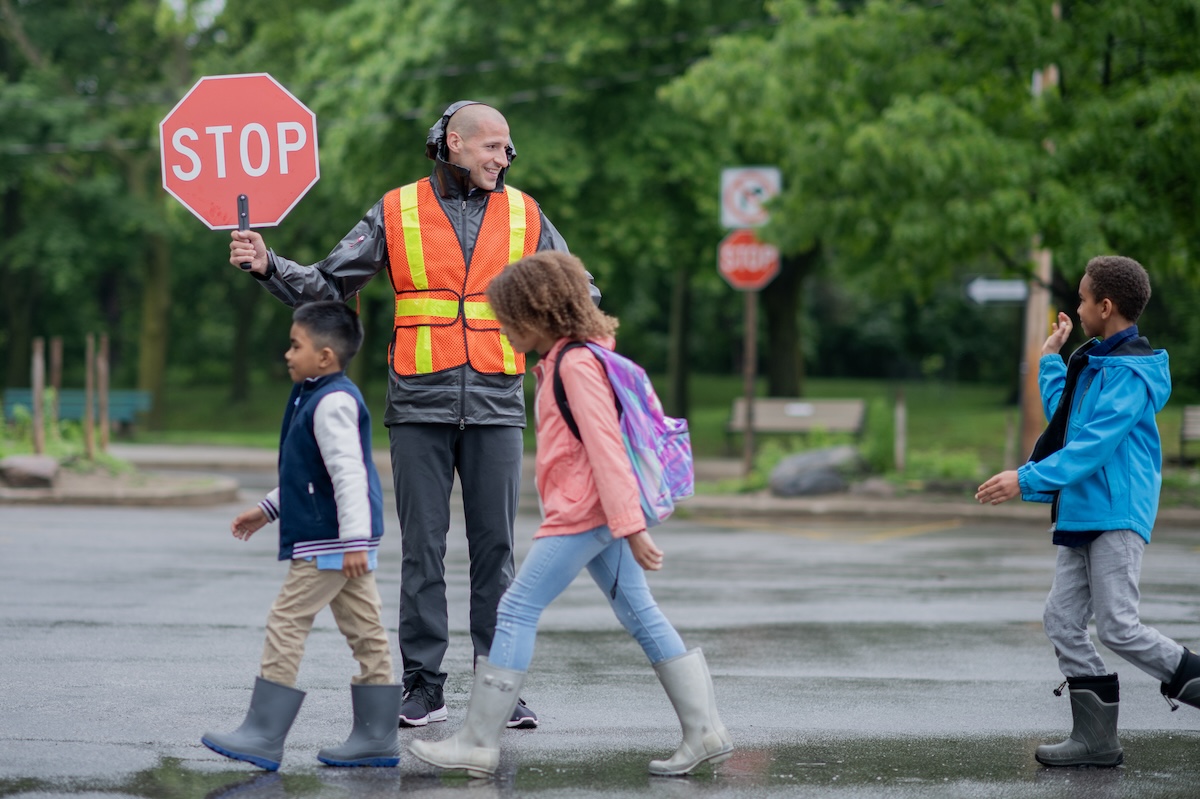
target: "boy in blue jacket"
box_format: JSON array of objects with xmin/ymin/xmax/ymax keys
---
[
  {"xmin": 202, "ymin": 301, "xmax": 402, "ymax": 771},
  {"xmin": 976, "ymin": 255, "xmax": 1198, "ymax": 767}
]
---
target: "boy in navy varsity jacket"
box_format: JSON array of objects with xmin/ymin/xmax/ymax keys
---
[{"xmin": 202, "ymin": 301, "xmax": 402, "ymax": 771}]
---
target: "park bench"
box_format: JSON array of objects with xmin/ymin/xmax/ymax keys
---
[
  {"xmin": 1182, "ymin": 405, "xmax": 1200, "ymax": 464},
  {"xmin": 2, "ymin": 388, "xmax": 152, "ymax": 432},
  {"xmin": 726, "ymin": 397, "xmax": 867, "ymax": 452}
]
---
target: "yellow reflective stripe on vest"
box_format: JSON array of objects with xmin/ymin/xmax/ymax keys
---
[
  {"xmin": 462, "ymin": 301, "xmax": 515, "ymax": 372},
  {"xmin": 501, "ymin": 187, "xmax": 525, "ymax": 373},
  {"xmin": 399, "ymin": 183, "xmax": 427, "ymax": 290},
  {"xmin": 499, "ymin": 336, "xmax": 516, "ymax": 373},
  {"xmin": 396, "ymin": 298, "xmax": 460, "ymax": 320},
  {"xmin": 462, "ymin": 301, "xmax": 495, "ymax": 320},
  {"xmin": 399, "ymin": 183, "xmax": 431, "ymax": 372},
  {"xmin": 506, "ymin": 186, "xmax": 527, "ymax": 265},
  {"xmin": 415, "ymin": 326, "xmax": 432, "ymax": 374}
]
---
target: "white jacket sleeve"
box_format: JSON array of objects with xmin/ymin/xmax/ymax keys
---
[{"xmin": 313, "ymin": 391, "xmax": 372, "ymax": 543}]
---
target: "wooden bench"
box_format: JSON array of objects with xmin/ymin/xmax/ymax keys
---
[
  {"xmin": 726, "ymin": 397, "xmax": 867, "ymax": 450},
  {"xmin": 3, "ymin": 388, "xmax": 152, "ymax": 431},
  {"xmin": 1182, "ymin": 405, "xmax": 1200, "ymax": 463}
]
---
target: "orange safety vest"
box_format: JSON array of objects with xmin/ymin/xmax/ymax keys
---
[{"xmin": 382, "ymin": 178, "xmax": 541, "ymax": 376}]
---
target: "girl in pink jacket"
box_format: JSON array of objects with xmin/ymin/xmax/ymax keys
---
[{"xmin": 409, "ymin": 251, "xmax": 732, "ymax": 779}]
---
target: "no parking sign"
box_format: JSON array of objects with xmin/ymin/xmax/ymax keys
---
[{"xmin": 720, "ymin": 166, "xmax": 781, "ymax": 229}]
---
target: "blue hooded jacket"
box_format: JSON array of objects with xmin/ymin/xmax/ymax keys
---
[{"xmin": 1018, "ymin": 336, "xmax": 1171, "ymax": 542}]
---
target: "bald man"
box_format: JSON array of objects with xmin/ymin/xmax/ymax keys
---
[{"xmin": 230, "ymin": 101, "xmax": 597, "ymax": 731}]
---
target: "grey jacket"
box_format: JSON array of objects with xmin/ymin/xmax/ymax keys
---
[{"xmin": 255, "ymin": 156, "xmax": 594, "ymax": 427}]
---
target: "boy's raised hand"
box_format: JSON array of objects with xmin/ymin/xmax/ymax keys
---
[
  {"xmin": 342, "ymin": 551, "xmax": 369, "ymax": 579},
  {"xmin": 628, "ymin": 531, "xmax": 664, "ymax": 571},
  {"xmin": 231, "ymin": 507, "xmax": 268, "ymax": 540},
  {"xmin": 1042, "ymin": 312, "xmax": 1073, "ymax": 356},
  {"xmin": 975, "ymin": 470, "xmax": 1021, "ymax": 505}
]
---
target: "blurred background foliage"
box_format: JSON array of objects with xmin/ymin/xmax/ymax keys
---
[{"xmin": 2, "ymin": 0, "xmax": 1198, "ymax": 445}]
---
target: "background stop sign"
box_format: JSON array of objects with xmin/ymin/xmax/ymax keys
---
[
  {"xmin": 160, "ymin": 73, "xmax": 319, "ymax": 229},
  {"xmin": 718, "ymin": 228, "xmax": 780, "ymax": 291}
]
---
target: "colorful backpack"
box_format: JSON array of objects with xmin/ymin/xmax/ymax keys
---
[{"xmin": 552, "ymin": 341, "xmax": 694, "ymax": 527}]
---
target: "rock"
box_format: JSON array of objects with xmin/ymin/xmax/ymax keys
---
[
  {"xmin": 0, "ymin": 455, "xmax": 61, "ymax": 488},
  {"xmin": 768, "ymin": 445, "xmax": 863, "ymax": 497}
]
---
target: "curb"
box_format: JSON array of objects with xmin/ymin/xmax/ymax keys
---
[
  {"xmin": 10, "ymin": 444, "xmax": 1200, "ymax": 524},
  {"xmin": 0, "ymin": 471, "xmax": 240, "ymax": 507}
]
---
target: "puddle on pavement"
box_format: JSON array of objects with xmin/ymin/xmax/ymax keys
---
[{"xmin": 4, "ymin": 733, "xmax": 1200, "ymax": 799}]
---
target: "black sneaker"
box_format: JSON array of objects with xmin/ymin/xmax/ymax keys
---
[
  {"xmin": 398, "ymin": 678, "xmax": 448, "ymax": 727},
  {"xmin": 507, "ymin": 697, "xmax": 539, "ymax": 729}
]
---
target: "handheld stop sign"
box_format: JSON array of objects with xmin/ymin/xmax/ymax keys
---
[{"xmin": 159, "ymin": 73, "xmax": 319, "ymax": 239}]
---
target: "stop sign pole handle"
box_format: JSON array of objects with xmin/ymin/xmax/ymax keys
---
[{"xmin": 237, "ymin": 194, "xmax": 251, "ymax": 270}]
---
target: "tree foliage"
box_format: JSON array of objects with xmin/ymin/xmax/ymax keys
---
[{"xmin": 2, "ymin": 0, "xmax": 1199, "ymax": 424}]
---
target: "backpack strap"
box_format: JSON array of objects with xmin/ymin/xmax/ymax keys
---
[{"xmin": 552, "ymin": 341, "xmax": 621, "ymax": 441}]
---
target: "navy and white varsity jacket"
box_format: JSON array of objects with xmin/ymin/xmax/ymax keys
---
[{"xmin": 258, "ymin": 372, "xmax": 384, "ymax": 560}]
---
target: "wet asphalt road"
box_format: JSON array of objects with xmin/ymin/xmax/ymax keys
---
[{"xmin": 2, "ymin": 493, "xmax": 1199, "ymax": 799}]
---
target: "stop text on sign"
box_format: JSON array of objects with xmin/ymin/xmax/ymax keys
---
[
  {"xmin": 169, "ymin": 122, "xmax": 309, "ymax": 181},
  {"xmin": 720, "ymin": 241, "xmax": 778, "ymax": 272}
]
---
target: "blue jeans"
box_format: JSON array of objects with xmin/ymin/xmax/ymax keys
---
[{"xmin": 488, "ymin": 525, "xmax": 687, "ymax": 672}]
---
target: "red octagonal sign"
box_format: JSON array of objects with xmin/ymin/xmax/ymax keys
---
[
  {"xmin": 160, "ymin": 73, "xmax": 319, "ymax": 229},
  {"xmin": 718, "ymin": 228, "xmax": 780, "ymax": 291}
]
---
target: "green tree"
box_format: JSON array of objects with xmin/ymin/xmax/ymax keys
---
[
  {"xmin": 666, "ymin": 0, "xmax": 1200, "ymax": 390},
  {"xmin": 263, "ymin": 0, "xmax": 772, "ymax": 416}
]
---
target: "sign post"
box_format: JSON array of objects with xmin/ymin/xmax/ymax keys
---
[
  {"xmin": 720, "ymin": 167, "xmax": 782, "ymax": 477},
  {"xmin": 1021, "ymin": 247, "xmax": 1053, "ymax": 458},
  {"xmin": 718, "ymin": 228, "xmax": 781, "ymax": 476},
  {"xmin": 160, "ymin": 72, "xmax": 319, "ymax": 231}
]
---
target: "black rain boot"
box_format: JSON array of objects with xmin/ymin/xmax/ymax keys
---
[
  {"xmin": 202, "ymin": 677, "xmax": 306, "ymax": 771},
  {"xmin": 317, "ymin": 683, "xmax": 403, "ymax": 767},
  {"xmin": 1162, "ymin": 646, "xmax": 1200, "ymax": 711},
  {"xmin": 1034, "ymin": 674, "xmax": 1123, "ymax": 767}
]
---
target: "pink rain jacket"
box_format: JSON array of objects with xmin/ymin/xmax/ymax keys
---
[{"xmin": 530, "ymin": 337, "xmax": 645, "ymax": 540}]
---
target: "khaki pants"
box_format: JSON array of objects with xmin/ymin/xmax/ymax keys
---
[{"xmin": 261, "ymin": 558, "xmax": 394, "ymax": 687}]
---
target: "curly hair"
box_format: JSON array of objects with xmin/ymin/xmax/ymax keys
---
[
  {"xmin": 1085, "ymin": 255, "xmax": 1151, "ymax": 323},
  {"xmin": 486, "ymin": 251, "xmax": 618, "ymax": 340}
]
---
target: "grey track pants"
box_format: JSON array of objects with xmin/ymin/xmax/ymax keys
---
[
  {"xmin": 388, "ymin": 423, "xmax": 522, "ymax": 689},
  {"xmin": 1043, "ymin": 528, "xmax": 1184, "ymax": 682}
]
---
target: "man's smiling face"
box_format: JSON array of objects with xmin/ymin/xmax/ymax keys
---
[{"xmin": 447, "ymin": 115, "xmax": 511, "ymax": 191}]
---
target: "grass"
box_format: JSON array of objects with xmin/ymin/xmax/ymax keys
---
[
  {"xmin": 130, "ymin": 372, "xmax": 1195, "ymax": 468},
  {"xmin": 10, "ymin": 372, "xmax": 1196, "ymax": 503}
]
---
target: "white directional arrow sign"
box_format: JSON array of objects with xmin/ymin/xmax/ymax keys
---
[{"xmin": 966, "ymin": 277, "xmax": 1028, "ymax": 305}]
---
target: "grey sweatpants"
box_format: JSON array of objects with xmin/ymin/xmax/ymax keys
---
[
  {"xmin": 389, "ymin": 423, "xmax": 522, "ymax": 689},
  {"xmin": 1043, "ymin": 528, "xmax": 1184, "ymax": 682}
]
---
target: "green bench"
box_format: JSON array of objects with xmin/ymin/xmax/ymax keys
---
[{"xmin": 3, "ymin": 388, "xmax": 152, "ymax": 430}]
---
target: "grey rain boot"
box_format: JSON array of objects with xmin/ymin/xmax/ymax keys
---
[
  {"xmin": 1162, "ymin": 646, "xmax": 1200, "ymax": 711},
  {"xmin": 408, "ymin": 657, "xmax": 524, "ymax": 778},
  {"xmin": 317, "ymin": 683, "xmax": 404, "ymax": 767},
  {"xmin": 1034, "ymin": 674, "xmax": 1123, "ymax": 767},
  {"xmin": 202, "ymin": 677, "xmax": 306, "ymax": 771},
  {"xmin": 649, "ymin": 648, "xmax": 734, "ymax": 776}
]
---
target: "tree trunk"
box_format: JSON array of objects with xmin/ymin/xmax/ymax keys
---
[
  {"xmin": 2, "ymin": 186, "xmax": 37, "ymax": 388},
  {"xmin": 666, "ymin": 262, "xmax": 691, "ymax": 419},
  {"xmin": 137, "ymin": 231, "xmax": 171, "ymax": 428},
  {"xmin": 760, "ymin": 245, "xmax": 820, "ymax": 397},
  {"xmin": 229, "ymin": 278, "xmax": 258, "ymax": 402}
]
